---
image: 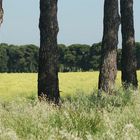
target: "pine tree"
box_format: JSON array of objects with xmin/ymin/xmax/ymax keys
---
[
  {"xmin": 120, "ymin": 0, "xmax": 138, "ymax": 88},
  {"xmin": 38, "ymin": 0, "xmax": 60, "ymax": 104},
  {"xmin": 98, "ymin": 0, "xmax": 120, "ymax": 93}
]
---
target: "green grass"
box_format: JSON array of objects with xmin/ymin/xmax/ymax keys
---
[{"xmin": 0, "ymin": 72, "xmax": 140, "ymax": 140}]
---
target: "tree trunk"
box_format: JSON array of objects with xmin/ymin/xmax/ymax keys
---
[
  {"xmin": 38, "ymin": 0, "xmax": 60, "ymax": 104},
  {"xmin": 120, "ymin": 0, "xmax": 138, "ymax": 88},
  {"xmin": 0, "ymin": 0, "xmax": 3, "ymax": 26},
  {"xmin": 98, "ymin": 0, "xmax": 120, "ymax": 93}
]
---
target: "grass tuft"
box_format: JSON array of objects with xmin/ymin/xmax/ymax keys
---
[{"xmin": 0, "ymin": 88, "xmax": 140, "ymax": 140}]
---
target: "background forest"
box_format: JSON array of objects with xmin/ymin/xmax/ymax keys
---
[{"xmin": 0, "ymin": 42, "xmax": 140, "ymax": 73}]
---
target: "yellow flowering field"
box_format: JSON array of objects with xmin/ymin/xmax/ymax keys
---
[{"xmin": 0, "ymin": 71, "xmax": 140, "ymax": 100}]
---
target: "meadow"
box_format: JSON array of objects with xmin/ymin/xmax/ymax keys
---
[
  {"xmin": 0, "ymin": 72, "xmax": 123, "ymax": 100},
  {"xmin": 0, "ymin": 72, "xmax": 140, "ymax": 140}
]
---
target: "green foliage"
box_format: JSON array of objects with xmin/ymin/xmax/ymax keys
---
[
  {"xmin": 0, "ymin": 44, "xmax": 39, "ymax": 73},
  {"xmin": 89, "ymin": 43, "xmax": 101, "ymax": 70},
  {"xmin": 0, "ymin": 42, "xmax": 140, "ymax": 72},
  {"xmin": 62, "ymin": 44, "xmax": 91, "ymax": 71},
  {"xmin": 0, "ymin": 44, "xmax": 9, "ymax": 72}
]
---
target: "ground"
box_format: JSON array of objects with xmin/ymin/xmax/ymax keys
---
[{"xmin": 0, "ymin": 72, "xmax": 140, "ymax": 140}]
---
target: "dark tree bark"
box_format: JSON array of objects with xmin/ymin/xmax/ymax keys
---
[
  {"xmin": 0, "ymin": 0, "xmax": 3, "ymax": 26},
  {"xmin": 120, "ymin": 0, "xmax": 138, "ymax": 88},
  {"xmin": 98, "ymin": 0, "xmax": 120, "ymax": 93},
  {"xmin": 38, "ymin": 0, "xmax": 60, "ymax": 104}
]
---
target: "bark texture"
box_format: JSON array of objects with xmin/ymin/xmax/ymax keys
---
[
  {"xmin": 120, "ymin": 0, "xmax": 138, "ymax": 88},
  {"xmin": 98, "ymin": 0, "xmax": 120, "ymax": 93},
  {"xmin": 38, "ymin": 0, "xmax": 60, "ymax": 103},
  {"xmin": 0, "ymin": 0, "xmax": 3, "ymax": 26}
]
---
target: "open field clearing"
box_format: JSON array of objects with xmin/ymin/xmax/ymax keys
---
[
  {"xmin": 1, "ymin": 71, "xmax": 140, "ymax": 99},
  {"xmin": 0, "ymin": 71, "xmax": 127, "ymax": 100},
  {"xmin": 0, "ymin": 72, "xmax": 100, "ymax": 100}
]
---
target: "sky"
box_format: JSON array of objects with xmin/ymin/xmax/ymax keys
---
[{"xmin": 0, "ymin": 0, "xmax": 139, "ymax": 47}]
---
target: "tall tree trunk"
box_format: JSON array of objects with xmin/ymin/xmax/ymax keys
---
[
  {"xmin": 0, "ymin": 0, "xmax": 3, "ymax": 26},
  {"xmin": 38, "ymin": 0, "xmax": 60, "ymax": 104},
  {"xmin": 120, "ymin": 0, "xmax": 138, "ymax": 88},
  {"xmin": 98, "ymin": 0, "xmax": 120, "ymax": 93}
]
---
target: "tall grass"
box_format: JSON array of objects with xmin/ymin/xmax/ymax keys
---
[{"xmin": 0, "ymin": 88, "xmax": 140, "ymax": 140}]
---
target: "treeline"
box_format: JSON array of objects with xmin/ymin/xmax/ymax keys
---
[
  {"xmin": 0, "ymin": 44, "xmax": 38, "ymax": 72},
  {"xmin": 0, "ymin": 42, "xmax": 140, "ymax": 72}
]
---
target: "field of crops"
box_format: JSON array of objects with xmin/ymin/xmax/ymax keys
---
[
  {"xmin": 0, "ymin": 72, "xmax": 140, "ymax": 140},
  {"xmin": 0, "ymin": 72, "xmax": 122, "ymax": 100}
]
